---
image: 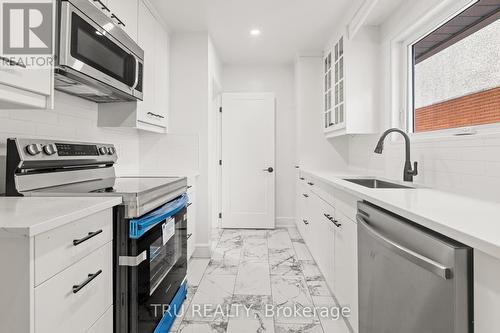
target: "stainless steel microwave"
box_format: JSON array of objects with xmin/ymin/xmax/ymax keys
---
[{"xmin": 55, "ymin": 0, "xmax": 144, "ymax": 103}]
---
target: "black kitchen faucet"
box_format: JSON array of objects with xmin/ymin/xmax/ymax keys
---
[{"xmin": 374, "ymin": 128, "xmax": 418, "ymax": 182}]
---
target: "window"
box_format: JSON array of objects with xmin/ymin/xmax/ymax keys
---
[{"xmin": 410, "ymin": 0, "xmax": 500, "ymax": 133}]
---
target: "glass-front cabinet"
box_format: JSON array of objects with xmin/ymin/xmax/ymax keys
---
[
  {"xmin": 333, "ymin": 37, "xmax": 345, "ymax": 127},
  {"xmin": 324, "ymin": 36, "xmax": 345, "ymax": 132},
  {"xmin": 323, "ymin": 50, "xmax": 333, "ymax": 128}
]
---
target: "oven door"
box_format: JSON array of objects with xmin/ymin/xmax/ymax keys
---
[
  {"xmin": 58, "ymin": 1, "xmax": 142, "ymax": 98},
  {"xmin": 128, "ymin": 209, "xmax": 187, "ymax": 333}
]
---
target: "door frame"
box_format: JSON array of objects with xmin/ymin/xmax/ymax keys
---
[{"xmin": 218, "ymin": 92, "xmax": 276, "ymax": 229}]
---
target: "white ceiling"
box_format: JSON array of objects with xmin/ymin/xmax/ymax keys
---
[{"xmin": 150, "ymin": 0, "xmax": 356, "ymax": 65}]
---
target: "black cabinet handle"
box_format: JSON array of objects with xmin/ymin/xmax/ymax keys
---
[
  {"xmin": 73, "ymin": 230, "xmax": 103, "ymax": 246},
  {"xmin": 187, "ymin": 233, "xmax": 193, "ymax": 240},
  {"xmin": 323, "ymin": 214, "xmax": 341, "ymax": 227},
  {"xmin": 302, "ymin": 219, "xmax": 309, "ymax": 225},
  {"xmin": 93, "ymin": 0, "xmax": 110, "ymax": 12},
  {"xmin": 187, "ymin": 185, "xmax": 193, "ymax": 189},
  {"xmin": 187, "ymin": 202, "xmax": 193, "ymax": 207},
  {"xmin": 302, "ymin": 193, "xmax": 309, "ymax": 198},
  {"xmin": 111, "ymin": 13, "xmax": 125, "ymax": 26},
  {"xmin": 147, "ymin": 112, "xmax": 165, "ymax": 119},
  {"xmin": 299, "ymin": 177, "xmax": 305, "ymax": 180},
  {"xmin": 263, "ymin": 167, "xmax": 274, "ymax": 173},
  {"xmin": 73, "ymin": 270, "xmax": 102, "ymax": 294},
  {"xmin": 307, "ymin": 182, "xmax": 314, "ymax": 186}
]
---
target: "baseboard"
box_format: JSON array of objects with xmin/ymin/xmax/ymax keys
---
[
  {"xmin": 192, "ymin": 243, "xmax": 211, "ymax": 258},
  {"xmin": 276, "ymin": 217, "xmax": 295, "ymax": 228}
]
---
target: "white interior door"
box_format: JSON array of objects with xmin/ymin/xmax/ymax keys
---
[{"xmin": 221, "ymin": 93, "xmax": 276, "ymax": 229}]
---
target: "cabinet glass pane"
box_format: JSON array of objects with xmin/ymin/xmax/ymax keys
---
[
  {"xmin": 339, "ymin": 104, "xmax": 344, "ymax": 123},
  {"xmin": 328, "ymin": 71, "xmax": 331, "ymax": 90},
  {"xmin": 335, "ymin": 44, "xmax": 339, "ymax": 61},
  {"xmin": 335, "ymin": 106, "xmax": 339, "ymax": 124},
  {"xmin": 328, "ymin": 53, "xmax": 332, "ymax": 69},
  {"xmin": 339, "ymin": 81, "xmax": 344, "ymax": 103},
  {"xmin": 328, "ymin": 92, "xmax": 332, "ymax": 109},
  {"xmin": 339, "ymin": 58, "xmax": 344, "ymax": 79},
  {"xmin": 335, "ymin": 85, "xmax": 339, "ymax": 104},
  {"xmin": 335, "ymin": 63, "xmax": 339, "ymax": 82},
  {"xmin": 339, "ymin": 37, "xmax": 343, "ymax": 57}
]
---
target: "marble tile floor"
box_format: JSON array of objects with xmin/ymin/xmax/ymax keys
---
[{"xmin": 170, "ymin": 228, "xmax": 348, "ymax": 333}]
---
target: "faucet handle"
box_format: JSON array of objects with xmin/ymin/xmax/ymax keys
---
[{"xmin": 412, "ymin": 161, "xmax": 418, "ymax": 176}]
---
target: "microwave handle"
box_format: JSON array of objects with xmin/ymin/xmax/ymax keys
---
[{"xmin": 132, "ymin": 57, "xmax": 139, "ymax": 90}]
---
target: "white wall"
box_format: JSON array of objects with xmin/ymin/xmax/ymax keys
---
[
  {"xmin": 0, "ymin": 92, "xmax": 140, "ymax": 194},
  {"xmin": 347, "ymin": 0, "xmax": 500, "ymax": 202},
  {"xmin": 294, "ymin": 54, "xmax": 349, "ymax": 171},
  {"xmin": 138, "ymin": 32, "xmax": 221, "ymax": 257},
  {"xmin": 222, "ymin": 64, "xmax": 297, "ymax": 226}
]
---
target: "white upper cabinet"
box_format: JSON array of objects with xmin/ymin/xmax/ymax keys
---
[
  {"xmin": 136, "ymin": 1, "xmax": 168, "ymax": 129},
  {"xmin": 323, "ymin": 27, "xmax": 379, "ymax": 138},
  {"xmin": 0, "ymin": 66, "xmax": 53, "ymax": 109},
  {"xmin": 98, "ymin": 0, "xmax": 169, "ymax": 133},
  {"xmin": 88, "ymin": 0, "xmax": 138, "ymax": 42},
  {"xmin": 108, "ymin": 0, "xmax": 138, "ymax": 42}
]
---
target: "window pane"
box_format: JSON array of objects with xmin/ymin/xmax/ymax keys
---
[{"xmin": 412, "ymin": 0, "xmax": 500, "ymax": 133}]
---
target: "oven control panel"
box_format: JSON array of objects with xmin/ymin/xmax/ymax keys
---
[{"xmin": 11, "ymin": 138, "xmax": 118, "ymax": 165}]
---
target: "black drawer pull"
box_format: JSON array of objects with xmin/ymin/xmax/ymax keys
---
[
  {"xmin": 187, "ymin": 185, "xmax": 193, "ymax": 189},
  {"xmin": 303, "ymin": 219, "xmax": 309, "ymax": 225},
  {"xmin": 187, "ymin": 233, "xmax": 193, "ymax": 240},
  {"xmin": 73, "ymin": 230, "xmax": 103, "ymax": 246},
  {"xmin": 187, "ymin": 202, "xmax": 193, "ymax": 207},
  {"xmin": 302, "ymin": 193, "xmax": 309, "ymax": 198},
  {"xmin": 307, "ymin": 182, "xmax": 314, "ymax": 186},
  {"xmin": 73, "ymin": 270, "xmax": 102, "ymax": 294},
  {"xmin": 299, "ymin": 177, "xmax": 305, "ymax": 180}
]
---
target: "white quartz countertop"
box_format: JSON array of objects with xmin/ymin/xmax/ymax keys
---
[
  {"xmin": 301, "ymin": 169, "xmax": 500, "ymax": 260},
  {"xmin": 0, "ymin": 197, "xmax": 122, "ymax": 237}
]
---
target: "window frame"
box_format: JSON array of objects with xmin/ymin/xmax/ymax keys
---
[{"xmin": 392, "ymin": 0, "xmax": 500, "ymax": 139}]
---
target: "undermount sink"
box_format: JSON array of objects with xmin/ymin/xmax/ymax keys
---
[{"xmin": 343, "ymin": 178, "xmax": 414, "ymax": 189}]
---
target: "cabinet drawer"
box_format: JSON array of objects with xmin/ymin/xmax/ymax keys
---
[
  {"xmin": 87, "ymin": 305, "xmax": 113, "ymax": 333},
  {"xmin": 34, "ymin": 209, "xmax": 112, "ymax": 286},
  {"xmin": 35, "ymin": 242, "xmax": 113, "ymax": 333}
]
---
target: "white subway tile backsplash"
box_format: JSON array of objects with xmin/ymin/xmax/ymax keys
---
[
  {"xmin": 0, "ymin": 92, "xmax": 140, "ymax": 193},
  {"xmin": 349, "ymin": 133, "xmax": 500, "ymax": 202}
]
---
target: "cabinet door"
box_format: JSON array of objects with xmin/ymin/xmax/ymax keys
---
[
  {"xmin": 154, "ymin": 22, "xmax": 169, "ymax": 127},
  {"xmin": 0, "ymin": 67, "xmax": 52, "ymax": 108},
  {"xmin": 108, "ymin": 0, "xmax": 138, "ymax": 41},
  {"xmin": 334, "ymin": 211, "xmax": 358, "ymax": 332},
  {"xmin": 314, "ymin": 196, "xmax": 335, "ymax": 291},
  {"xmin": 297, "ymin": 179, "xmax": 311, "ymax": 242},
  {"xmin": 323, "ymin": 49, "xmax": 333, "ymax": 129},
  {"xmin": 137, "ymin": 1, "xmax": 157, "ymax": 124}
]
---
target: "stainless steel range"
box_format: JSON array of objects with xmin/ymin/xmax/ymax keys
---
[{"xmin": 5, "ymin": 138, "xmax": 189, "ymax": 333}]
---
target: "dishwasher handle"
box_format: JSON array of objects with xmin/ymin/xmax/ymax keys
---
[{"xmin": 357, "ymin": 215, "xmax": 452, "ymax": 280}]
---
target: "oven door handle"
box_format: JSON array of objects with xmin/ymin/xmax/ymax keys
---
[{"xmin": 119, "ymin": 251, "xmax": 147, "ymax": 267}]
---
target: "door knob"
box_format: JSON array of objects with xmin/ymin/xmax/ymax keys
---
[{"xmin": 263, "ymin": 167, "xmax": 274, "ymax": 173}]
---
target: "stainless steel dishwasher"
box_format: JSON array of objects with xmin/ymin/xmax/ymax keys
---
[{"xmin": 357, "ymin": 202, "xmax": 473, "ymax": 333}]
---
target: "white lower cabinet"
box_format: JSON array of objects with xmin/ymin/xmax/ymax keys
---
[
  {"xmin": 35, "ymin": 243, "xmax": 113, "ymax": 333},
  {"xmin": 87, "ymin": 306, "xmax": 113, "ymax": 333},
  {"xmin": 333, "ymin": 211, "xmax": 358, "ymax": 333},
  {"xmin": 296, "ymin": 172, "xmax": 359, "ymax": 333},
  {"xmin": 0, "ymin": 208, "xmax": 114, "ymax": 333}
]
